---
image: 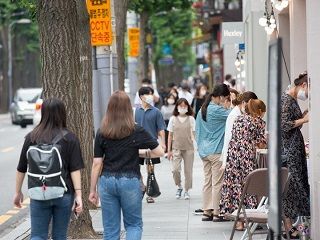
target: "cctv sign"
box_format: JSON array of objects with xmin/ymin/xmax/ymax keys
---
[{"xmin": 221, "ymin": 22, "xmax": 244, "ymax": 45}]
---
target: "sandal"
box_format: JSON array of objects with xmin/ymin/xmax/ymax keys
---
[
  {"xmin": 212, "ymin": 215, "xmax": 230, "ymax": 222},
  {"xmin": 201, "ymin": 213, "xmax": 213, "ymax": 221},
  {"xmin": 146, "ymin": 196, "xmax": 155, "ymax": 203},
  {"xmin": 235, "ymin": 221, "xmax": 244, "ymax": 231},
  {"xmin": 282, "ymin": 227, "xmax": 299, "ymax": 239}
]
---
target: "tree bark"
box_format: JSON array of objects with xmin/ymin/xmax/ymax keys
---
[
  {"xmin": 114, "ymin": 0, "xmax": 129, "ymax": 90},
  {"xmin": 37, "ymin": 0, "xmax": 96, "ymax": 238},
  {"xmin": 138, "ymin": 10, "xmax": 149, "ymax": 83},
  {"xmin": 0, "ymin": 27, "xmax": 9, "ymax": 113}
]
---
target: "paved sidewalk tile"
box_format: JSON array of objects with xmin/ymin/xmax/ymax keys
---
[{"xmin": 2, "ymin": 152, "xmax": 268, "ymax": 239}]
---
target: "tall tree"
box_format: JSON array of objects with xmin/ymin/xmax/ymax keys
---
[
  {"xmin": 128, "ymin": 0, "xmax": 192, "ymax": 83},
  {"xmin": 0, "ymin": 0, "xmax": 39, "ymax": 112},
  {"xmin": 114, "ymin": 0, "xmax": 129, "ymax": 90},
  {"xmin": 36, "ymin": 0, "xmax": 96, "ymax": 238},
  {"xmin": 151, "ymin": 9, "xmax": 194, "ymax": 87}
]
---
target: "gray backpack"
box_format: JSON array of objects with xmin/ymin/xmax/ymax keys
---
[{"xmin": 26, "ymin": 131, "xmax": 68, "ymax": 200}]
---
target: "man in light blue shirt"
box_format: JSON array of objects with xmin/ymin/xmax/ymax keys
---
[{"xmin": 195, "ymin": 84, "xmax": 231, "ymax": 221}]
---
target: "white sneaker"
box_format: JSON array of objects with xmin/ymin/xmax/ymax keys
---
[
  {"xmin": 184, "ymin": 191, "xmax": 190, "ymax": 200},
  {"xmin": 176, "ymin": 188, "xmax": 183, "ymax": 199}
]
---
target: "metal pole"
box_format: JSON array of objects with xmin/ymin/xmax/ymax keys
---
[{"xmin": 110, "ymin": 51, "xmax": 113, "ymax": 94}]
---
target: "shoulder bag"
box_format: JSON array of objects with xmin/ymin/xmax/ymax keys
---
[{"xmin": 146, "ymin": 150, "xmax": 161, "ymax": 198}]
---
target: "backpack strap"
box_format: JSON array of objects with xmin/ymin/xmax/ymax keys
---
[{"xmin": 52, "ymin": 130, "xmax": 68, "ymax": 144}]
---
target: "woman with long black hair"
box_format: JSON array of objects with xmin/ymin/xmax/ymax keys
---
[
  {"xmin": 14, "ymin": 98, "xmax": 84, "ymax": 239},
  {"xmin": 195, "ymin": 84, "xmax": 231, "ymax": 222}
]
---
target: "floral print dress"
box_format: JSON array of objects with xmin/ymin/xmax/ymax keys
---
[
  {"xmin": 220, "ymin": 114, "xmax": 266, "ymax": 214},
  {"xmin": 281, "ymin": 93, "xmax": 310, "ymax": 219}
]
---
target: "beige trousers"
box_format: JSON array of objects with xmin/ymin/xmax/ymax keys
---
[
  {"xmin": 201, "ymin": 154, "xmax": 224, "ymax": 213},
  {"xmin": 171, "ymin": 149, "xmax": 194, "ymax": 191}
]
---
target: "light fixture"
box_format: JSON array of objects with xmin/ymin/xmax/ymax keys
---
[
  {"xmin": 240, "ymin": 55, "xmax": 245, "ymax": 65},
  {"xmin": 235, "ymin": 57, "xmax": 240, "ymax": 67},
  {"xmin": 259, "ymin": 15, "xmax": 267, "ymax": 27},
  {"xmin": 272, "ymin": 0, "xmax": 289, "ymax": 12},
  {"xmin": 259, "ymin": 1, "xmax": 278, "ymax": 35}
]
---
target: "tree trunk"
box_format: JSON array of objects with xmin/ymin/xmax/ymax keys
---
[
  {"xmin": 37, "ymin": 0, "xmax": 96, "ymax": 238},
  {"xmin": 138, "ymin": 11, "xmax": 149, "ymax": 83},
  {"xmin": 114, "ymin": 0, "xmax": 129, "ymax": 90},
  {"xmin": 0, "ymin": 27, "xmax": 9, "ymax": 113}
]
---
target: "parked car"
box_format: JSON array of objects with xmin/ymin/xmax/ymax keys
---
[
  {"xmin": 10, "ymin": 88, "xmax": 42, "ymax": 128},
  {"xmin": 33, "ymin": 94, "xmax": 43, "ymax": 126}
]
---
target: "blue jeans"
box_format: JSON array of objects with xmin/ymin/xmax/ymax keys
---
[
  {"xmin": 30, "ymin": 193, "xmax": 74, "ymax": 240},
  {"xmin": 98, "ymin": 175, "xmax": 143, "ymax": 240}
]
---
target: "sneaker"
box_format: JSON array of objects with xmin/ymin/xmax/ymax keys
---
[
  {"xmin": 176, "ymin": 188, "xmax": 183, "ymax": 199},
  {"xmin": 184, "ymin": 191, "xmax": 190, "ymax": 200},
  {"xmin": 193, "ymin": 209, "xmax": 204, "ymax": 215}
]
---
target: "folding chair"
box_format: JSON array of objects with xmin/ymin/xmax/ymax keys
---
[{"xmin": 227, "ymin": 168, "xmax": 289, "ymax": 240}]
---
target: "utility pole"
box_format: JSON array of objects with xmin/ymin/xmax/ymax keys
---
[{"xmin": 91, "ymin": 0, "xmax": 119, "ymax": 133}]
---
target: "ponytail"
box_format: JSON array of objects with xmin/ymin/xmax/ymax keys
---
[{"xmin": 201, "ymin": 93, "xmax": 214, "ymax": 122}]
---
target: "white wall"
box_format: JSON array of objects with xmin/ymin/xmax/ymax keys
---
[
  {"xmin": 243, "ymin": 4, "xmax": 269, "ymax": 103},
  {"xmin": 289, "ymin": 0, "xmax": 309, "ymax": 139},
  {"xmin": 306, "ymin": 0, "xmax": 320, "ymax": 238},
  {"xmin": 223, "ymin": 44, "xmax": 238, "ymax": 80}
]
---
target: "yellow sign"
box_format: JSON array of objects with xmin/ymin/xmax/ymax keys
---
[
  {"xmin": 87, "ymin": 0, "xmax": 112, "ymax": 46},
  {"xmin": 128, "ymin": 28, "xmax": 140, "ymax": 57}
]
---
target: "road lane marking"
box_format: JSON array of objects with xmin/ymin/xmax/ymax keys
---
[
  {"xmin": 0, "ymin": 198, "xmax": 30, "ymax": 225},
  {"xmin": 0, "ymin": 147, "xmax": 15, "ymax": 153},
  {"xmin": 0, "ymin": 215, "xmax": 12, "ymax": 224},
  {"xmin": 22, "ymin": 198, "xmax": 30, "ymax": 204},
  {"xmin": 6, "ymin": 210, "xmax": 19, "ymax": 215}
]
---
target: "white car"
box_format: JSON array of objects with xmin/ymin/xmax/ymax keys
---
[
  {"xmin": 10, "ymin": 88, "xmax": 42, "ymax": 128},
  {"xmin": 33, "ymin": 95, "xmax": 43, "ymax": 126}
]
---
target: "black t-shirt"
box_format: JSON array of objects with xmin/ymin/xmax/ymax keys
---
[
  {"xmin": 94, "ymin": 125, "xmax": 159, "ymax": 178},
  {"xmin": 17, "ymin": 130, "xmax": 84, "ymax": 193}
]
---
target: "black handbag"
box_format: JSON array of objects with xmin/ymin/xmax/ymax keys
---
[{"xmin": 146, "ymin": 152, "xmax": 161, "ymax": 198}]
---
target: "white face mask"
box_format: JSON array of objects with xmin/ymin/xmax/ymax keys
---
[
  {"xmin": 144, "ymin": 95, "xmax": 154, "ymax": 105},
  {"xmin": 167, "ymin": 99, "xmax": 175, "ymax": 105},
  {"xmin": 178, "ymin": 107, "xmax": 188, "ymax": 114},
  {"xmin": 297, "ymin": 89, "xmax": 307, "ymax": 101}
]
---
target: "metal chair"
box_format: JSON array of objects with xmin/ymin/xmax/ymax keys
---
[{"xmin": 226, "ymin": 168, "xmax": 289, "ymax": 240}]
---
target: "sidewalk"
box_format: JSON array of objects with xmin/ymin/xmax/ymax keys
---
[{"xmin": 1, "ymin": 153, "xmax": 268, "ymax": 240}]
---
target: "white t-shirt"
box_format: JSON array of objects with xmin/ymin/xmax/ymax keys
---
[
  {"xmin": 167, "ymin": 115, "xmax": 196, "ymax": 132},
  {"xmin": 220, "ymin": 105, "xmax": 242, "ymax": 167}
]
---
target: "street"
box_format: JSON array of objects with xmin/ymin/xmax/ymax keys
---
[{"xmin": 0, "ymin": 114, "xmax": 30, "ymax": 234}]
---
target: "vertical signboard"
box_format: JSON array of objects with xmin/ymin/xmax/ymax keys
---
[
  {"xmin": 128, "ymin": 28, "xmax": 140, "ymax": 57},
  {"xmin": 87, "ymin": 0, "xmax": 112, "ymax": 46}
]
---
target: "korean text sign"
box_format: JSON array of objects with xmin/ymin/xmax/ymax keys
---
[
  {"xmin": 87, "ymin": 0, "xmax": 112, "ymax": 46},
  {"xmin": 128, "ymin": 28, "xmax": 140, "ymax": 57}
]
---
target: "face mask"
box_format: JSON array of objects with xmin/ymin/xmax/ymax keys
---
[
  {"xmin": 297, "ymin": 89, "xmax": 307, "ymax": 101},
  {"xmin": 178, "ymin": 107, "xmax": 188, "ymax": 114},
  {"xmin": 144, "ymin": 95, "xmax": 154, "ymax": 105},
  {"xmin": 200, "ymin": 90, "xmax": 207, "ymax": 97},
  {"xmin": 167, "ymin": 99, "xmax": 175, "ymax": 105}
]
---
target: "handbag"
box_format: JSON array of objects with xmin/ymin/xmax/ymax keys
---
[{"xmin": 146, "ymin": 151, "xmax": 161, "ymax": 198}]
